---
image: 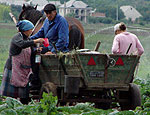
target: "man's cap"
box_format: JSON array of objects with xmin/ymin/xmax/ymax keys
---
[
  {"xmin": 44, "ymin": 4, "xmax": 56, "ymax": 12},
  {"xmin": 16, "ymin": 20, "xmax": 34, "ymax": 32}
]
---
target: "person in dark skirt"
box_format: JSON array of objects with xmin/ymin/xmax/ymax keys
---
[{"xmin": 0, "ymin": 20, "xmax": 44, "ymax": 104}]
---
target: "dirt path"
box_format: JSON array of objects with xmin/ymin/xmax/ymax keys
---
[{"xmin": 0, "ymin": 23, "xmax": 16, "ymax": 30}]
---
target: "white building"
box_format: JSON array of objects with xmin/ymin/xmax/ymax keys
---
[
  {"xmin": 29, "ymin": 0, "xmax": 61, "ymax": 10},
  {"xmin": 120, "ymin": 5, "xmax": 142, "ymax": 22},
  {"xmin": 0, "ymin": 0, "xmax": 61, "ymax": 11},
  {"xmin": 59, "ymin": 0, "xmax": 92, "ymax": 23},
  {"xmin": 0, "ymin": 0, "xmax": 26, "ymax": 5}
]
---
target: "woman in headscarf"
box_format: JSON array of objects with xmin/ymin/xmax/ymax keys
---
[
  {"xmin": 0, "ymin": 20, "xmax": 44, "ymax": 104},
  {"xmin": 112, "ymin": 22, "xmax": 144, "ymax": 55}
]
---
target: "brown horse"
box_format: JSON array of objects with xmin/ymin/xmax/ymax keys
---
[{"xmin": 19, "ymin": 4, "xmax": 84, "ymax": 50}]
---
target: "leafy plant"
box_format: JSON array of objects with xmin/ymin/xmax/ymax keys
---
[
  {"xmin": 134, "ymin": 77, "xmax": 150, "ymax": 105},
  {"xmin": 39, "ymin": 92, "xmax": 58, "ymax": 115},
  {"xmin": 133, "ymin": 77, "xmax": 150, "ymax": 114}
]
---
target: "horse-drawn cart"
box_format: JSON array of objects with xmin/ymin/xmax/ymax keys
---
[
  {"xmin": 8, "ymin": 4, "xmax": 140, "ymax": 110},
  {"xmin": 31, "ymin": 50, "xmax": 141, "ymax": 110}
]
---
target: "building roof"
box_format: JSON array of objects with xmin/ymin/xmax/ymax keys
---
[
  {"xmin": 120, "ymin": 5, "xmax": 142, "ymax": 21},
  {"xmin": 0, "ymin": 0, "xmax": 61, "ymax": 10},
  {"xmin": 72, "ymin": 1, "xmax": 88, "ymax": 8},
  {"xmin": 30, "ymin": 0, "xmax": 48, "ymax": 7},
  {"xmin": 60, "ymin": 0, "xmax": 90, "ymax": 9},
  {"xmin": 49, "ymin": 1, "xmax": 61, "ymax": 6},
  {"xmin": 30, "ymin": 0, "xmax": 61, "ymax": 10}
]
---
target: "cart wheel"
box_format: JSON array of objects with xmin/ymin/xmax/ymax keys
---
[
  {"xmin": 39, "ymin": 82, "xmax": 57, "ymax": 99},
  {"xmin": 120, "ymin": 83, "xmax": 141, "ymax": 110}
]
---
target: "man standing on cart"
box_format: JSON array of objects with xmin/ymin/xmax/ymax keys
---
[{"xmin": 30, "ymin": 3, "xmax": 69, "ymax": 54}]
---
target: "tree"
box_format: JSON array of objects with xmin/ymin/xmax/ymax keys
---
[
  {"xmin": 11, "ymin": 4, "xmax": 22, "ymax": 20},
  {"xmin": 0, "ymin": 4, "xmax": 11, "ymax": 21}
]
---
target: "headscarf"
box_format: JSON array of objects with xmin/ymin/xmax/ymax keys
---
[{"xmin": 16, "ymin": 20, "xmax": 34, "ymax": 32}]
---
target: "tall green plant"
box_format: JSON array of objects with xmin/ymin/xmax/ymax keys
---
[{"xmin": 39, "ymin": 92, "xmax": 58, "ymax": 115}]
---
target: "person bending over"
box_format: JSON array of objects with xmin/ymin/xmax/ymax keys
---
[{"xmin": 112, "ymin": 22, "xmax": 144, "ymax": 55}]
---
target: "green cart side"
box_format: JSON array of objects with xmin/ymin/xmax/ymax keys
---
[{"xmin": 37, "ymin": 52, "xmax": 141, "ymax": 110}]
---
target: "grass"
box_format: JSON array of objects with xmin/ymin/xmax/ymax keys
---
[
  {"xmin": 0, "ymin": 22, "xmax": 150, "ymax": 79},
  {"xmin": 0, "ymin": 23, "xmax": 16, "ymax": 73}
]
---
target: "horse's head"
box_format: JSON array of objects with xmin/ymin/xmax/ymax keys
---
[{"xmin": 19, "ymin": 4, "xmax": 43, "ymax": 25}]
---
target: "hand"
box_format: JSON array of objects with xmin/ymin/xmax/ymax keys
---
[
  {"xmin": 37, "ymin": 47, "xmax": 43, "ymax": 52},
  {"xmin": 38, "ymin": 38, "xmax": 45, "ymax": 44},
  {"xmin": 45, "ymin": 51, "xmax": 53, "ymax": 55},
  {"xmin": 34, "ymin": 38, "xmax": 45, "ymax": 44}
]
